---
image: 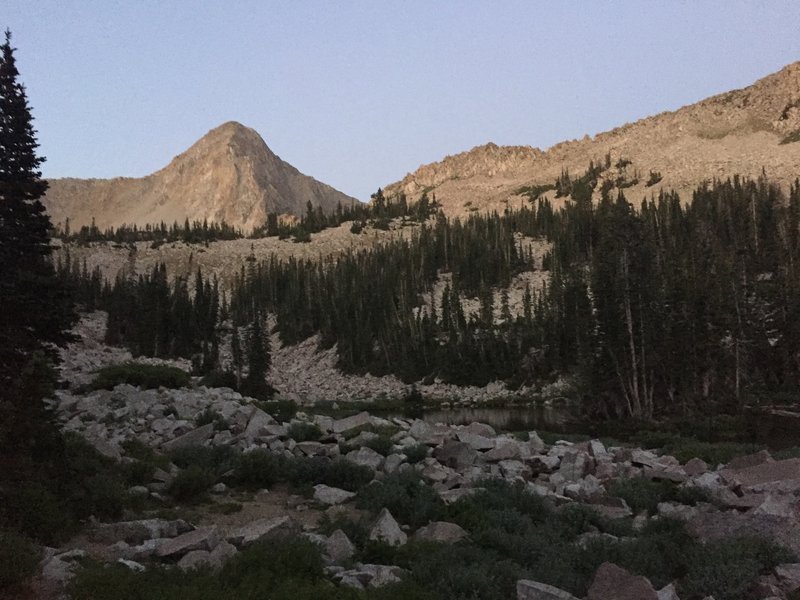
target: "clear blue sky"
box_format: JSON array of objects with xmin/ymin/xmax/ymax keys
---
[{"xmin": 5, "ymin": 1, "xmax": 800, "ymax": 200}]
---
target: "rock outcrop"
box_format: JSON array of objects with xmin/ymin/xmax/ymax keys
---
[{"xmin": 385, "ymin": 62, "xmax": 800, "ymax": 217}]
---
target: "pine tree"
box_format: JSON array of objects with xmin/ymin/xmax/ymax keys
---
[
  {"xmin": 0, "ymin": 30, "xmax": 76, "ymax": 495},
  {"xmin": 242, "ymin": 315, "xmax": 272, "ymax": 399}
]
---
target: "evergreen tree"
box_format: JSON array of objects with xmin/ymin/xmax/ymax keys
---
[
  {"xmin": 242, "ymin": 315, "xmax": 272, "ymax": 399},
  {"xmin": 0, "ymin": 30, "xmax": 77, "ymax": 520}
]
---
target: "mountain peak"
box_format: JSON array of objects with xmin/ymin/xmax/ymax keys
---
[{"xmin": 42, "ymin": 123, "xmax": 358, "ymax": 231}]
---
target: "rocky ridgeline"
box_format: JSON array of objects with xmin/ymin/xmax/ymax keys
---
[{"xmin": 44, "ymin": 381, "xmax": 800, "ymax": 599}]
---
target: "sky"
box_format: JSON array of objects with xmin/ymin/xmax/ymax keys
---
[{"xmin": 5, "ymin": 1, "xmax": 800, "ymax": 201}]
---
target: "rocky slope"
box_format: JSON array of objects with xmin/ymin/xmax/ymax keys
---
[
  {"xmin": 42, "ymin": 121, "xmax": 358, "ymax": 232},
  {"xmin": 386, "ymin": 62, "xmax": 800, "ymax": 216}
]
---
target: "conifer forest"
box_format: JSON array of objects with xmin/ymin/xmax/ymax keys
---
[{"xmin": 60, "ymin": 169, "xmax": 800, "ymax": 421}]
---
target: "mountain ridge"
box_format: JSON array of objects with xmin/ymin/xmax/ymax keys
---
[{"xmin": 385, "ymin": 61, "xmax": 800, "ymax": 214}]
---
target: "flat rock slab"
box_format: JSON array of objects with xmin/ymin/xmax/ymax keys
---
[
  {"xmin": 516, "ymin": 579, "xmax": 580, "ymax": 600},
  {"xmin": 227, "ymin": 516, "xmax": 298, "ymax": 546},
  {"xmin": 587, "ymin": 562, "xmax": 658, "ymax": 600},
  {"xmin": 156, "ymin": 526, "xmax": 219, "ymax": 558},
  {"xmin": 161, "ymin": 423, "xmax": 215, "ymax": 452},
  {"xmin": 687, "ymin": 511, "xmax": 800, "ymax": 555},
  {"xmin": 723, "ymin": 457, "xmax": 800, "ymax": 491},
  {"xmin": 91, "ymin": 518, "xmax": 192, "ymax": 544},
  {"xmin": 333, "ymin": 411, "xmax": 372, "ymax": 434},
  {"xmin": 313, "ymin": 484, "xmax": 356, "ymax": 505}
]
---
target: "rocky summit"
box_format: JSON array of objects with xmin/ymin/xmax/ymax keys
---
[{"xmin": 42, "ymin": 121, "xmax": 358, "ymax": 232}]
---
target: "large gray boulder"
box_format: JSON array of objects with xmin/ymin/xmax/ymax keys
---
[
  {"xmin": 313, "ymin": 484, "xmax": 356, "ymax": 506},
  {"xmin": 227, "ymin": 516, "xmax": 298, "ymax": 547},
  {"xmin": 333, "ymin": 411, "xmax": 372, "ymax": 434},
  {"xmin": 242, "ymin": 407, "xmax": 277, "ymax": 441},
  {"xmin": 587, "ymin": 562, "xmax": 658, "ymax": 600},
  {"xmin": 325, "ymin": 529, "xmax": 356, "ymax": 563},
  {"xmin": 484, "ymin": 439, "xmax": 523, "ymax": 462},
  {"xmin": 434, "ymin": 441, "xmax": 478, "ymax": 470},
  {"xmin": 456, "ymin": 431, "xmax": 496, "ymax": 451},
  {"xmin": 412, "ymin": 521, "xmax": 468, "ymax": 544},
  {"xmin": 369, "ymin": 508, "xmax": 407, "ymax": 546},
  {"xmin": 161, "ymin": 423, "xmax": 215, "ymax": 452},
  {"xmin": 156, "ymin": 526, "xmax": 219, "ymax": 559},
  {"xmin": 516, "ymin": 579, "xmax": 580, "ymax": 600},
  {"xmin": 346, "ymin": 447, "xmax": 384, "ymax": 470}
]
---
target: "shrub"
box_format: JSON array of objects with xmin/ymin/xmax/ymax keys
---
[
  {"xmin": 287, "ymin": 422, "xmax": 322, "ymax": 442},
  {"xmin": 0, "ymin": 529, "xmax": 40, "ymax": 590},
  {"xmin": 68, "ymin": 538, "xmax": 359, "ymax": 600},
  {"xmin": 0, "ymin": 481, "xmax": 73, "ymax": 542},
  {"xmin": 232, "ymin": 449, "xmax": 284, "ymax": 490},
  {"xmin": 404, "ymin": 444, "xmax": 429, "ymax": 464},
  {"xmin": 320, "ymin": 458, "xmax": 375, "ymax": 492},
  {"xmin": 357, "ymin": 471, "xmax": 444, "ymax": 528},
  {"xmin": 364, "ymin": 435, "xmax": 394, "ymax": 456},
  {"xmin": 282, "ymin": 456, "xmax": 374, "ymax": 492},
  {"xmin": 90, "ymin": 363, "xmax": 190, "ymax": 390},
  {"xmin": 200, "ymin": 370, "xmax": 238, "ymax": 390},
  {"xmin": 681, "ymin": 536, "xmax": 795, "ymax": 600},
  {"xmin": 407, "ymin": 544, "xmax": 525, "ymax": 600},
  {"xmin": 61, "ymin": 434, "xmax": 127, "ymax": 518},
  {"xmin": 195, "ymin": 407, "xmax": 229, "ymax": 431},
  {"xmin": 607, "ymin": 477, "xmax": 709, "ymax": 515},
  {"xmin": 257, "ymin": 398, "xmax": 298, "ymax": 422},
  {"xmin": 169, "ymin": 445, "xmax": 238, "ymax": 476},
  {"xmin": 167, "ymin": 465, "xmax": 215, "ymax": 502}
]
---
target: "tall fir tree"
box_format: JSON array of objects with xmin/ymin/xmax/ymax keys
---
[{"xmin": 0, "ymin": 30, "xmax": 76, "ymax": 485}]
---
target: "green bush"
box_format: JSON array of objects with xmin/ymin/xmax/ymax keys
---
[
  {"xmin": 287, "ymin": 422, "xmax": 322, "ymax": 442},
  {"xmin": 195, "ymin": 407, "xmax": 229, "ymax": 431},
  {"xmin": 607, "ymin": 477, "xmax": 710, "ymax": 515},
  {"xmin": 357, "ymin": 471, "xmax": 444, "ymax": 528},
  {"xmin": 169, "ymin": 445, "xmax": 238, "ymax": 476},
  {"xmin": 407, "ymin": 544, "xmax": 525, "ymax": 600},
  {"xmin": 404, "ymin": 444, "xmax": 429, "ymax": 464},
  {"xmin": 200, "ymin": 370, "xmax": 238, "ymax": 390},
  {"xmin": 283, "ymin": 456, "xmax": 374, "ymax": 492},
  {"xmin": 167, "ymin": 465, "xmax": 215, "ymax": 502},
  {"xmin": 90, "ymin": 363, "xmax": 190, "ymax": 390},
  {"xmin": 0, "ymin": 529, "xmax": 40, "ymax": 590},
  {"xmin": 681, "ymin": 536, "xmax": 795, "ymax": 600},
  {"xmin": 232, "ymin": 449, "xmax": 284, "ymax": 490},
  {"xmin": 0, "ymin": 481, "xmax": 74, "ymax": 542},
  {"xmin": 257, "ymin": 398, "xmax": 298, "ymax": 422},
  {"xmin": 68, "ymin": 538, "xmax": 361, "ymax": 600},
  {"xmin": 364, "ymin": 435, "xmax": 394, "ymax": 456}
]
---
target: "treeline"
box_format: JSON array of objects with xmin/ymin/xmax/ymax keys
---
[
  {"xmin": 56, "ymin": 218, "xmax": 243, "ymax": 246},
  {"xmin": 253, "ymin": 189, "xmax": 439, "ymax": 240},
  {"xmin": 54, "ymin": 188, "xmax": 438, "ymax": 246}
]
